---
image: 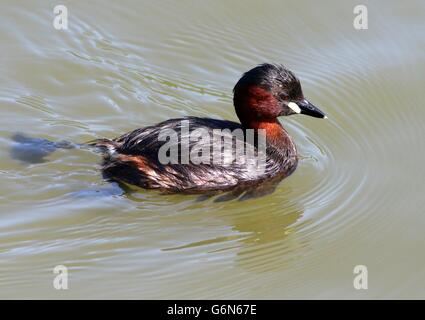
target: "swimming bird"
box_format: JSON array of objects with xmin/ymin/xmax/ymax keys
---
[{"xmin": 90, "ymin": 63, "xmax": 326, "ymax": 195}]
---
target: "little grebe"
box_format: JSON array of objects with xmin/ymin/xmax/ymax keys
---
[{"xmin": 92, "ymin": 64, "xmax": 326, "ymax": 194}]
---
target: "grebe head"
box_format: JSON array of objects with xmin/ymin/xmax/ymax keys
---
[{"xmin": 233, "ymin": 63, "xmax": 326, "ymax": 126}]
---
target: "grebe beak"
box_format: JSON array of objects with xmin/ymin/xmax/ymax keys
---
[{"xmin": 288, "ymin": 100, "xmax": 327, "ymax": 119}]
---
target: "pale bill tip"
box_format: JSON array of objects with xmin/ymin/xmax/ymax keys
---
[{"xmin": 324, "ymin": 115, "xmax": 328, "ymax": 119}]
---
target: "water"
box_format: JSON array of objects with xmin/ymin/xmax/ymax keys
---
[{"xmin": 1, "ymin": 0, "xmax": 424, "ymax": 299}]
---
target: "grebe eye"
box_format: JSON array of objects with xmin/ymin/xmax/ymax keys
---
[{"xmin": 279, "ymin": 92, "xmax": 288, "ymax": 100}]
